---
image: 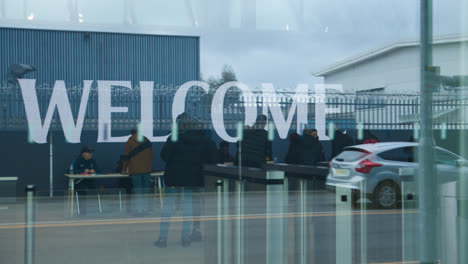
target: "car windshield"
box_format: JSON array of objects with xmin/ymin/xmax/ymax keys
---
[{"xmin": 334, "ymin": 148, "xmax": 369, "ymax": 162}]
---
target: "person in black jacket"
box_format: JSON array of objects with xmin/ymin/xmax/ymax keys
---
[
  {"xmin": 285, "ymin": 133, "xmax": 302, "ymax": 164},
  {"xmin": 155, "ymin": 113, "xmax": 216, "ymax": 248},
  {"xmin": 330, "ymin": 128, "xmax": 354, "ymax": 159},
  {"xmin": 218, "ymin": 141, "xmax": 234, "ymax": 163},
  {"xmin": 302, "ymin": 129, "xmax": 325, "ymax": 165},
  {"xmin": 72, "ymin": 146, "xmax": 101, "ymax": 188},
  {"xmin": 71, "ymin": 146, "xmax": 101, "ymax": 214},
  {"xmin": 73, "ymin": 146, "xmax": 101, "ymax": 174},
  {"xmin": 235, "ymin": 114, "xmax": 273, "ymax": 168}
]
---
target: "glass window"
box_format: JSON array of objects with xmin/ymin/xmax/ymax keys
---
[
  {"xmin": 334, "ymin": 148, "xmax": 369, "ymax": 162},
  {"xmin": 435, "ymin": 149, "xmax": 458, "ymax": 166},
  {"xmin": 378, "ymin": 147, "xmax": 417, "ymax": 162}
]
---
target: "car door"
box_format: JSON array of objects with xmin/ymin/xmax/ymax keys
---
[
  {"xmin": 434, "ymin": 148, "xmax": 460, "ymax": 184},
  {"xmin": 376, "ymin": 146, "xmax": 419, "ymax": 189}
]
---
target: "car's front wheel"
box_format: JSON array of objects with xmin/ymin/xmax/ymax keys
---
[{"xmin": 373, "ymin": 181, "xmax": 399, "ymax": 209}]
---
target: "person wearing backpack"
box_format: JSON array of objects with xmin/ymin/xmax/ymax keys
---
[{"xmin": 122, "ymin": 128, "xmax": 153, "ymax": 216}]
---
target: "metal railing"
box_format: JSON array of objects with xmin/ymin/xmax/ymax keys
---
[{"xmin": 1, "ymin": 84, "xmax": 467, "ymax": 131}]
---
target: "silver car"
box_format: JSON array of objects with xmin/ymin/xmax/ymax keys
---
[{"xmin": 326, "ymin": 142, "xmax": 467, "ymax": 209}]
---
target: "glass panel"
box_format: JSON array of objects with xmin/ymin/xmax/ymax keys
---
[
  {"xmin": 334, "ymin": 149, "xmax": 369, "ymax": 162},
  {"xmin": 1, "ymin": 0, "xmax": 467, "ymax": 263}
]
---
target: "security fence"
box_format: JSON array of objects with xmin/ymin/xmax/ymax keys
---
[{"xmin": 1, "ymin": 84, "xmax": 467, "ymax": 131}]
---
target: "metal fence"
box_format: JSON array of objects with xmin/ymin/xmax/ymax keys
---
[{"xmin": 1, "ymin": 84, "xmax": 467, "ymax": 131}]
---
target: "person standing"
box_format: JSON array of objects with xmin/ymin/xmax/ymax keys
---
[
  {"xmin": 155, "ymin": 113, "xmax": 216, "ymax": 248},
  {"xmin": 218, "ymin": 141, "xmax": 234, "ymax": 163},
  {"xmin": 122, "ymin": 128, "xmax": 153, "ymax": 216},
  {"xmin": 330, "ymin": 128, "xmax": 354, "ymax": 159},
  {"xmin": 235, "ymin": 114, "xmax": 273, "ymax": 168},
  {"xmin": 362, "ymin": 130, "xmax": 379, "ymax": 144},
  {"xmin": 302, "ymin": 129, "xmax": 325, "ymax": 165},
  {"xmin": 285, "ymin": 133, "xmax": 302, "ymax": 164}
]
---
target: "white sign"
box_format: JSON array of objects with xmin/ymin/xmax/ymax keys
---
[{"xmin": 18, "ymin": 79, "xmax": 342, "ymax": 143}]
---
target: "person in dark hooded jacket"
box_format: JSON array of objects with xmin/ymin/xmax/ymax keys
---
[
  {"xmin": 330, "ymin": 128, "xmax": 354, "ymax": 159},
  {"xmin": 155, "ymin": 113, "xmax": 216, "ymax": 248},
  {"xmin": 301, "ymin": 129, "xmax": 325, "ymax": 165},
  {"xmin": 362, "ymin": 130, "xmax": 379, "ymax": 144},
  {"xmin": 285, "ymin": 133, "xmax": 302, "ymax": 164},
  {"xmin": 235, "ymin": 114, "xmax": 272, "ymax": 168}
]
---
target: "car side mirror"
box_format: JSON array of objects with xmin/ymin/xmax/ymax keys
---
[{"xmin": 456, "ymin": 159, "xmax": 468, "ymax": 167}]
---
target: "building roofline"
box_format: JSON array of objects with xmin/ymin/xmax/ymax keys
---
[
  {"xmin": 312, "ymin": 34, "xmax": 468, "ymax": 77},
  {"xmin": 0, "ymin": 20, "xmax": 201, "ymax": 38}
]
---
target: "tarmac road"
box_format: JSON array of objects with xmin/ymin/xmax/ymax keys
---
[{"xmin": 0, "ymin": 190, "xmax": 420, "ymax": 264}]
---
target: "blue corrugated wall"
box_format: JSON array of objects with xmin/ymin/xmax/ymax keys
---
[{"xmin": 0, "ymin": 27, "xmax": 200, "ymax": 87}]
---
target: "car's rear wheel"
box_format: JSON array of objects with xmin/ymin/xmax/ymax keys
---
[{"xmin": 373, "ymin": 181, "xmax": 399, "ymax": 209}]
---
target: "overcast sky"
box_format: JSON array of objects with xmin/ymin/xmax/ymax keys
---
[{"xmin": 1, "ymin": 0, "xmax": 467, "ymax": 89}]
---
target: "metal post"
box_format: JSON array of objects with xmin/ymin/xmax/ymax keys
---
[
  {"xmin": 223, "ymin": 179, "xmax": 230, "ymax": 264},
  {"xmin": 216, "ymin": 180, "xmax": 223, "ymax": 264},
  {"xmin": 298, "ymin": 179, "xmax": 308, "ymax": 264},
  {"xmin": 400, "ymin": 177, "xmax": 419, "ymax": 262},
  {"xmin": 360, "ymin": 182, "xmax": 367, "ymax": 264},
  {"xmin": 49, "ymin": 132, "xmax": 53, "ymax": 197},
  {"xmin": 266, "ymin": 171, "xmax": 284, "ymax": 264},
  {"xmin": 25, "ymin": 185, "xmax": 35, "ymax": 264},
  {"xmin": 235, "ymin": 180, "xmax": 244, "ymax": 264},
  {"xmin": 419, "ymin": 1, "xmax": 438, "ymax": 263},
  {"xmin": 336, "ymin": 186, "xmax": 352, "ymax": 264}
]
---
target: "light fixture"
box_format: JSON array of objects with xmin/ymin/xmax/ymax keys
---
[{"xmin": 27, "ymin": 13, "xmax": 34, "ymax": 21}]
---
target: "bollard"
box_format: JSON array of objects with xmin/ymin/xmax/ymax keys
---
[
  {"xmin": 222, "ymin": 179, "xmax": 231, "ymax": 264},
  {"xmin": 359, "ymin": 182, "xmax": 368, "ymax": 264},
  {"xmin": 266, "ymin": 171, "xmax": 285, "ymax": 264},
  {"xmin": 234, "ymin": 180, "xmax": 244, "ymax": 264},
  {"xmin": 25, "ymin": 185, "xmax": 36, "ymax": 264},
  {"xmin": 216, "ymin": 180, "xmax": 223, "ymax": 264},
  {"xmin": 336, "ymin": 186, "xmax": 352, "ymax": 264}
]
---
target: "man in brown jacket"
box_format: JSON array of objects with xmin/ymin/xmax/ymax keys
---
[{"xmin": 122, "ymin": 128, "xmax": 153, "ymax": 215}]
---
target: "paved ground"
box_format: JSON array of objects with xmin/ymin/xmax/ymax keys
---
[{"xmin": 0, "ymin": 190, "xmax": 420, "ymax": 264}]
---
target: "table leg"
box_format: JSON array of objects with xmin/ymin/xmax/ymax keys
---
[{"xmin": 69, "ymin": 178, "xmax": 75, "ymax": 217}]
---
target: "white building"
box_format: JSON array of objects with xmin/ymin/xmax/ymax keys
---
[
  {"xmin": 313, "ymin": 34, "xmax": 468, "ymax": 94},
  {"xmin": 312, "ymin": 35, "xmax": 468, "ymax": 129}
]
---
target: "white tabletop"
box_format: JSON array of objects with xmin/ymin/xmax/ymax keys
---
[
  {"xmin": 0, "ymin": 177, "xmax": 18, "ymax": 181},
  {"xmin": 65, "ymin": 172, "xmax": 163, "ymax": 179}
]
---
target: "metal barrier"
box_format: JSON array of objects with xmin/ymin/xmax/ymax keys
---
[
  {"xmin": 265, "ymin": 163, "xmax": 328, "ymax": 264},
  {"xmin": 203, "ymin": 164, "xmax": 288, "ymax": 264},
  {"xmin": 0, "ymin": 176, "xmax": 18, "ymax": 203}
]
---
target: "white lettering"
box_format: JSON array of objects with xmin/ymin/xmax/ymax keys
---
[
  {"xmin": 18, "ymin": 79, "xmax": 344, "ymax": 144},
  {"xmin": 314, "ymin": 84, "xmax": 343, "ymax": 140},
  {"xmin": 261, "ymin": 83, "xmax": 308, "ymax": 139},
  {"xmin": 97, "ymin": 81, "xmax": 132, "ymax": 142},
  {"xmin": 140, "ymin": 81, "xmax": 170, "ymax": 142},
  {"xmin": 211, "ymin": 82, "xmax": 256, "ymax": 143},
  {"xmin": 172, "ymin": 81, "xmax": 210, "ymax": 123},
  {"xmin": 19, "ymin": 79, "xmax": 92, "ymax": 144}
]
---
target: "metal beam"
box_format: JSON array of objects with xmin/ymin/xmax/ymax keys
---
[{"xmin": 419, "ymin": 1, "xmax": 438, "ymax": 264}]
